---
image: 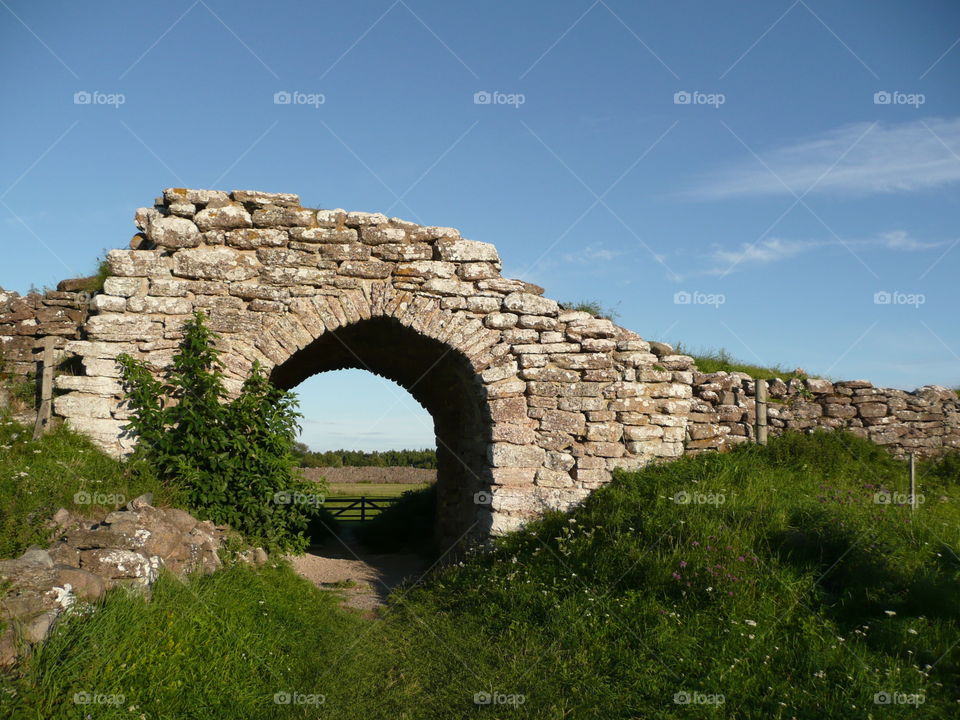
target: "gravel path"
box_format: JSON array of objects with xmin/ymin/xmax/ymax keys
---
[{"xmin": 288, "ymin": 532, "xmax": 427, "ymax": 616}]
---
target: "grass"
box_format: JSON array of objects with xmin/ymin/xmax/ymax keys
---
[
  {"xmin": 325, "ymin": 482, "xmax": 430, "ymax": 497},
  {"xmin": 674, "ymin": 343, "xmax": 815, "ymax": 381},
  {"xmin": 559, "ymin": 300, "xmax": 619, "ymax": 321},
  {"xmin": 2, "ymin": 431, "xmax": 958, "ymax": 718},
  {"xmin": 0, "ymin": 414, "xmax": 176, "ymax": 558}
]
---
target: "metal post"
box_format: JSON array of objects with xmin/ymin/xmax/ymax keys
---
[
  {"xmin": 32, "ymin": 336, "xmax": 55, "ymax": 441},
  {"xmin": 909, "ymin": 453, "xmax": 917, "ymax": 512},
  {"xmin": 755, "ymin": 379, "xmax": 768, "ymax": 445}
]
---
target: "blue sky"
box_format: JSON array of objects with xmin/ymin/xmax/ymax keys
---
[{"xmin": 1, "ymin": 0, "xmax": 958, "ymax": 451}]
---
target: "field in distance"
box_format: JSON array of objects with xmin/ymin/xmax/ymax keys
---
[{"xmin": 299, "ymin": 466, "xmax": 435, "ymax": 497}]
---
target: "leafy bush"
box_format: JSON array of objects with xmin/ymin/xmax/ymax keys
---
[{"xmin": 117, "ymin": 311, "xmax": 323, "ymax": 552}]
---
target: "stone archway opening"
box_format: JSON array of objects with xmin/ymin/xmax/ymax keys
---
[{"xmin": 270, "ymin": 316, "xmax": 494, "ymax": 547}]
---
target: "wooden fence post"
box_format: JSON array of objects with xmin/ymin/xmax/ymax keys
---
[
  {"xmin": 755, "ymin": 378, "xmax": 768, "ymax": 445},
  {"xmin": 32, "ymin": 336, "xmax": 55, "ymax": 441},
  {"xmin": 909, "ymin": 453, "xmax": 917, "ymax": 512}
]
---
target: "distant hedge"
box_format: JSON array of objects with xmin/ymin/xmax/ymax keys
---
[{"xmin": 293, "ymin": 445, "xmax": 437, "ymax": 469}]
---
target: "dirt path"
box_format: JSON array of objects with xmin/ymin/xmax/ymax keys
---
[{"xmin": 288, "ymin": 531, "xmax": 428, "ymax": 615}]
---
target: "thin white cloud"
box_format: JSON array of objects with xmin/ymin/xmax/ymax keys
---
[
  {"xmin": 689, "ymin": 117, "xmax": 960, "ymax": 199},
  {"xmin": 710, "ymin": 237, "xmax": 815, "ymax": 266},
  {"xmin": 561, "ymin": 244, "xmax": 627, "ymax": 264},
  {"xmin": 702, "ymin": 231, "xmax": 948, "ymax": 275}
]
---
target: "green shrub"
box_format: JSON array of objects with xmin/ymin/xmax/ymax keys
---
[{"xmin": 117, "ymin": 311, "xmax": 324, "ymax": 552}]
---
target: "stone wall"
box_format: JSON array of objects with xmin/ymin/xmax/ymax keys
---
[
  {"xmin": 671, "ymin": 358, "xmax": 960, "ymax": 459},
  {"xmin": 0, "ymin": 188, "xmax": 956, "ymax": 541},
  {"xmin": 0, "ymin": 286, "xmax": 89, "ymax": 382}
]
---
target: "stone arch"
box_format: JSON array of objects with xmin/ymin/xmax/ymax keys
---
[
  {"xmin": 266, "ymin": 311, "xmax": 497, "ymax": 544},
  {"xmin": 51, "ymin": 188, "xmax": 696, "ymax": 541}
]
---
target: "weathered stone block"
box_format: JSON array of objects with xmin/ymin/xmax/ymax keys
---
[
  {"xmin": 252, "ymin": 206, "xmax": 314, "ymax": 227},
  {"xmin": 503, "ymin": 292, "xmax": 558, "ymax": 316},
  {"xmin": 338, "ymin": 261, "xmax": 392, "ymax": 279},
  {"xmin": 102, "ymin": 278, "xmax": 147, "ymax": 297},
  {"xmin": 195, "ymin": 204, "xmax": 253, "ymax": 231},
  {"xmin": 489, "ymin": 443, "xmax": 546, "ymax": 468},
  {"xmin": 361, "ymin": 227, "xmax": 407, "ymax": 245},
  {"xmin": 436, "ymin": 239, "xmax": 499, "ymax": 262},
  {"xmin": 146, "ymin": 216, "xmax": 201, "ymax": 248},
  {"xmin": 225, "ymin": 228, "xmax": 288, "ymax": 249},
  {"xmin": 172, "ymin": 247, "xmax": 259, "ymax": 282}
]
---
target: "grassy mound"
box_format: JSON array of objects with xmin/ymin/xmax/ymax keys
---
[
  {"xmin": 3, "ymin": 431, "xmax": 958, "ymax": 718},
  {"xmin": 0, "ymin": 415, "xmax": 175, "ymax": 558}
]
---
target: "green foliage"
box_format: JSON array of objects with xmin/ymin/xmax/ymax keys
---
[
  {"xmin": 355, "ymin": 485, "xmax": 436, "ymax": 553},
  {"xmin": 118, "ymin": 311, "xmax": 323, "ymax": 552},
  {"xmin": 559, "ymin": 299, "xmax": 618, "ymax": 320},
  {"xmin": 0, "ymin": 414, "xmax": 173, "ymax": 558},
  {"xmin": 674, "ymin": 342, "xmax": 815, "ymax": 380},
  {"xmin": 293, "ymin": 444, "xmax": 437, "ymax": 469},
  {"xmin": 80, "ymin": 255, "xmax": 111, "ymax": 295},
  {"xmin": 0, "ymin": 352, "xmax": 36, "ymax": 407}
]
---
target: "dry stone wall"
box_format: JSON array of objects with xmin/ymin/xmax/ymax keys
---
[
  {"xmin": 0, "ymin": 286, "xmax": 89, "ymax": 389},
  {"xmin": 676, "ymin": 363, "xmax": 960, "ymax": 459},
  {"xmin": 0, "ymin": 188, "xmax": 957, "ymax": 541}
]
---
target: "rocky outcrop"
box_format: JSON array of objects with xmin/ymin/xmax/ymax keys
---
[{"xmin": 0, "ymin": 494, "xmax": 234, "ymax": 668}]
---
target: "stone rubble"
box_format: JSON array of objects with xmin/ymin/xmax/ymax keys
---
[{"xmin": 0, "ymin": 494, "xmax": 251, "ymax": 668}]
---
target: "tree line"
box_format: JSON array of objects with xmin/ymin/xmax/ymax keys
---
[{"xmin": 292, "ymin": 443, "xmax": 437, "ymax": 469}]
